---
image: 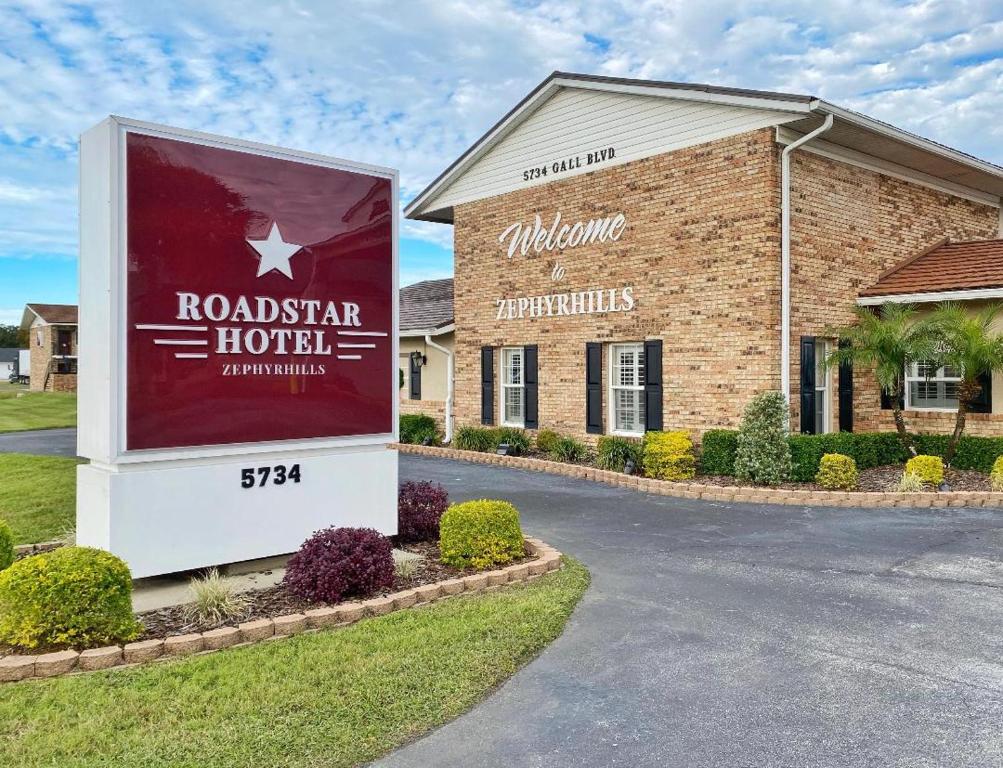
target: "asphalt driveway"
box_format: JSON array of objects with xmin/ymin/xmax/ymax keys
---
[
  {"xmin": 383, "ymin": 454, "xmax": 1003, "ymax": 768},
  {"xmin": 0, "ymin": 427, "xmax": 77, "ymax": 456}
]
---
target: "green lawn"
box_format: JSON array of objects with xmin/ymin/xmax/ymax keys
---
[
  {"xmin": 0, "ymin": 392, "xmax": 77, "ymax": 432},
  {"xmin": 0, "ymin": 453, "xmax": 79, "ymax": 544},
  {"xmin": 0, "ymin": 558, "xmax": 589, "ymax": 768}
]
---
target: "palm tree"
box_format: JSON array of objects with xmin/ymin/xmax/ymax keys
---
[
  {"xmin": 927, "ymin": 302, "xmax": 1003, "ymax": 464},
  {"xmin": 825, "ymin": 303, "xmax": 937, "ymax": 457}
]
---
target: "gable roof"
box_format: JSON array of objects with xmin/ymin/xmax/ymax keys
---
[
  {"xmin": 399, "ymin": 278, "xmax": 453, "ymax": 334},
  {"xmin": 859, "ymin": 239, "xmax": 1003, "ymax": 303},
  {"xmin": 21, "ymin": 303, "xmax": 78, "ymax": 328},
  {"xmin": 405, "ymin": 71, "xmax": 1003, "ymax": 223}
]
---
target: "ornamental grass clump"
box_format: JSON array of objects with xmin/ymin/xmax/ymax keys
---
[
  {"xmin": 597, "ymin": 435, "xmax": 643, "ymax": 473},
  {"xmin": 0, "ymin": 519, "xmax": 13, "ymax": 571},
  {"xmin": 0, "ymin": 546, "xmax": 141, "ymax": 650},
  {"xmin": 535, "ymin": 428, "xmax": 561, "ymax": 455},
  {"xmin": 182, "ymin": 568, "xmax": 248, "ymax": 628},
  {"xmin": 494, "ymin": 427, "xmax": 531, "ymax": 455},
  {"xmin": 550, "ymin": 436, "xmax": 589, "ymax": 463},
  {"xmin": 734, "ymin": 391, "xmax": 792, "ymax": 486},
  {"xmin": 397, "ymin": 480, "xmax": 449, "ymax": 542},
  {"xmin": 642, "ymin": 431, "xmax": 696, "ymax": 481},
  {"xmin": 439, "ymin": 499, "xmax": 524, "ymax": 570},
  {"xmin": 815, "ymin": 453, "xmax": 858, "ymax": 490},
  {"xmin": 284, "ymin": 527, "xmax": 394, "ymax": 604},
  {"xmin": 904, "ymin": 455, "xmax": 945, "ymax": 487},
  {"xmin": 897, "ymin": 471, "xmax": 926, "ymax": 493},
  {"xmin": 453, "ymin": 426, "xmax": 497, "ymax": 452},
  {"xmin": 399, "ymin": 413, "xmax": 438, "ymax": 445},
  {"xmin": 991, "ymin": 456, "xmax": 1003, "ymax": 492}
]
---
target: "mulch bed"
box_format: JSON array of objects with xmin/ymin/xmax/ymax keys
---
[
  {"xmin": 696, "ymin": 465, "xmax": 991, "ymax": 493},
  {"xmin": 136, "ymin": 540, "xmax": 531, "ymax": 641}
]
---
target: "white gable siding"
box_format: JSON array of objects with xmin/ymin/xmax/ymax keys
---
[{"xmin": 423, "ymin": 88, "xmax": 800, "ymax": 214}]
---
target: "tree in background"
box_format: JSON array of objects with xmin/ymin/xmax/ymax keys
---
[
  {"xmin": 928, "ymin": 302, "xmax": 1003, "ymax": 465},
  {"xmin": 827, "ymin": 304, "xmax": 937, "ymax": 457},
  {"xmin": 0, "ymin": 325, "xmax": 21, "ymax": 348}
]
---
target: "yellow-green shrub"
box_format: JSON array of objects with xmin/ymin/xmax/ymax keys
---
[
  {"xmin": 439, "ymin": 500, "xmax": 524, "ymax": 570},
  {"xmin": 0, "ymin": 519, "xmax": 13, "ymax": 571},
  {"xmin": 0, "ymin": 546, "xmax": 141, "ymax": 650},
  {"xmin": 905, "ymin": 455, "xmax": 944, "ymax": 486},
  {"xmin": 642, "ymin": 430, "xmax": 696, "ymax": 481},
  {"xmin": 815, "ymin": 453, "xmax": 858, "ymax": 490},
  {"xmin": 991, "ymin": 456, "xmax": 1003, "ymax": 492}
]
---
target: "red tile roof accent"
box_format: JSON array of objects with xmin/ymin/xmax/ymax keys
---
[{"xmin": 859, "ymin": 239, "xmax": 1003, "ymax": 297}]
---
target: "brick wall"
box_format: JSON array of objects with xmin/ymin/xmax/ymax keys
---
[
  {"xmin": 788, "ymin": 151, "xmax": 999, "ymax": 433},
  {"xmin": 452, "ymin": 129, "xmax": 782, "ymax": 442},
  {"xmin": 28, "ymin": 324, "xmax": 51, "ymax": 392}
]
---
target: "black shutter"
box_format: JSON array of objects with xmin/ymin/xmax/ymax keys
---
[
  {"xmin": 480, "ymin": 347, "xmax": 494, "ymax": 425},
  {"xmin": 838, "ymin": 340, "xmax": 853, "ymax": 432},
  {"xmin": 644, "ymin": 339, "xmax": 663, "ymax": 432},
  {"xmin": 799, "ymin": 336, "xmax": 816, "ymax": 434},
  {"xmin": 524, "ymin": 345, "xmax": 539, "ymax": 429},
  {"xmin": 970, "ymin": 371, "xmax": 992, "ymax": 413},
  {"xmin": 409, "ymin": 354, "xmax": 422, "ymax": 400},
  {"xmin": 585, "ymin": 343, "xmax": 603, "ymax": 434}
]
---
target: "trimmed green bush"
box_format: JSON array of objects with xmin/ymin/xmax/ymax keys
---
[
  {"xmin": 0, "ymin": 546, "xmax": 141, "ymax": 650},
  {"xmin": 596, "ymin": 435, "xmax": 643, "ymax": 472},
  {"xmin": 550, "ymin": 436, "xmax": 588, "ymax": 463},
  {"xmin": 439, "ymin": 499, "xmax": 525, "ymax": 570},
  {"xmin": 699, "ymin": 429, "xmax": 738, "ymax": 475},
  {"xmin": 535, "ymin": 428, "xmax": 561, "ymax": 455},
  {"xmin": 399, "ymin": 413, "xmax": 438, "ymax": 445},
  {"xmin": 642, "ymin": 430, "xmax": 696, "ymax": 481},
  {"xmin": 734, "ymin": 392, "xmax": 791, "ymax": 486},
  {"xmin": 815, "ymin": 453, "xmax": 858, "ymax": 490},
  {"xmin": 454, "ymin": 426, "xmax": 497, "ymax": 452},
  {"xmin": 905, "ymin": 455, "xmax": 944, "ymax": 486},
  {"xmin": 990, "ymin": 456, "xmax": 1003, "ymax": 491},
  {"xmin": 0, "ymin": 519, "xmax": 13, "ymax": 571}
]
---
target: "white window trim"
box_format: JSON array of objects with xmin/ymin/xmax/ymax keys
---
[
  {"xmin": 608, "ymin": 342, "xmax": 645, "ymax": 437},
  {"xmin": 815, "ymin": 339, "xmax": 831, "ymax": 434},
  {"xmin": 904, "ymin": 361, "xmax": 961, "ymax": 412},
  {"xmin": 499, "ymin": 346, "xmax": 525, "ymax": 428}
]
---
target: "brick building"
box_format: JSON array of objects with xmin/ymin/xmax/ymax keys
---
[
  {"xmin": 405, "ymin": 72, "xmax": 1003, "ymax": 443},
  {"xmin": 19, "ymin": 303, "xmax": 79, "ymax": 392}
]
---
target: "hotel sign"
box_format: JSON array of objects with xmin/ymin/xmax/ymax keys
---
[{"xmin": 77, "ymin": 117, "xmax": 398, "ymax": 577}]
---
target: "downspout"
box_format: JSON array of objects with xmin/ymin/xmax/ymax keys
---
[
  {"xmin": 780, "ymin": 113, "xmax": 834, "ymax": 423},
  {"xmin": 424, "ymin": 333, "xmax": 454, "ymax": 443}
]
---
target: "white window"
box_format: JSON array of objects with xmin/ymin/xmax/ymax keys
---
[
  {"xmin": 814, "ymin": 339, "xmax": 831, "ymax": 434},
  {"xmin": 905, "ymin": 360, "xmax": 960, "ymax": 411},
  {"xmin": 500, "ymin": 347, "xmax": 525, "ymax": 426},
  {"xmin": 609, "ymin": 343, "xmax": 645, "ymax": 435}
]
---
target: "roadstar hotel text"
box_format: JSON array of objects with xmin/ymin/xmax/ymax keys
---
[{"xmin": 406, "ymin": 73, "xmax": 1003, "ymax": 441}]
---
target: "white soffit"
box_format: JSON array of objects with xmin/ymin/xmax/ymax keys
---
[
  {"xmin": 408, "ymin": 84, "xmax": 806, "ymax": 221},
  {"xmin": 858, "ymin": 287, "xmax": 1003, "ymax": 305}
]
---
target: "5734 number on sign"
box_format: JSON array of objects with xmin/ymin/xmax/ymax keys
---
[{"xmin": 240, "ymin": 464, "xmax": 302, "ymax": 488}]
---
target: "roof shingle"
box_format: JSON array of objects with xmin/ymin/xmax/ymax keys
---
[
  {"xmin": 860, "ymin": 240, "xmax": 1003, "ymax": 298},
  {"xmin": 26, "ymin": 303, "xmax": 78, "ymax": 324},
  {"xmin": 399, "ymin": 278, "xmax": 453, "ymax": 332}
]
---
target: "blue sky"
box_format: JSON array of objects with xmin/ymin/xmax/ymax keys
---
[{"xmin": 1, "ymin": 0, "xmax": 1002, "ymax": 326}]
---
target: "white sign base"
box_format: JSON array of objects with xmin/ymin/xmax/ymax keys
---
[{"xmin": 76, "ymin": 448, "xmax": 397, "ymax": 579}]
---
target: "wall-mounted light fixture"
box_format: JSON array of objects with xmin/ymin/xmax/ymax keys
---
[{"xmin": 409, "ymin": 350, "xmax": 426, "ymax": 368}]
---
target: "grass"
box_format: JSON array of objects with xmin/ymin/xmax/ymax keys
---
[
  {"xmin": 0, "ymin": 392, "xmax": 77, "ymax": 432},
  {"xmin": 0, "ymin": 453, "xmax": 79, "ymax": 545},
  {"xmin": 0, "ymin": 558, "xmax": 589, "ymax": 768}
]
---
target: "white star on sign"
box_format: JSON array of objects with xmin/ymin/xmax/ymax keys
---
[{"xmin": 247, "ymin": 222, "xmax": 302, "ymax": 279}]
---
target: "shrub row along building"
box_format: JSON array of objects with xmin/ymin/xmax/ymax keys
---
[{"xmin": 405, "ymin": 72, "xmax": 1003, "ymax": 442}]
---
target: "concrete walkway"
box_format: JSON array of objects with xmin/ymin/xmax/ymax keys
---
[
  {"xmin": 0, "ymin": 427, "xmax": 78, "ymax": 457},
  {"xmin": 381, "ymin": 453, "xmax": 1003, "ymax": 768}
]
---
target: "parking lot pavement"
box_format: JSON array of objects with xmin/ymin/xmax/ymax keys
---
[{"xmin": 0, "ymin": 427, "xmax": 78, "ymax": 457}]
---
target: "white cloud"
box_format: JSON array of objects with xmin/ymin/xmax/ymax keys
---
[{"xmin": 0, "ymin": 0, "xmax": 1001, "ymax": 274}]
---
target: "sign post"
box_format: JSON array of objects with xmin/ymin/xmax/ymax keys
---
[{"xmin": 77, "ymin": 117, "xmax": 398, "ymax": 578}]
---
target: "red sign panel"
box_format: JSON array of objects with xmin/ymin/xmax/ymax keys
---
[{"xmin": 125, "ymin": 133, "xmax": 393, "ymax": 450}]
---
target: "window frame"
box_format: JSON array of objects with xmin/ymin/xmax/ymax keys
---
[
  {"xmin": 814, "ymin": 338, "xmax": 831, "ymax": 434},
  {"xmin": 904, "ymin": 360, "xmax": 961, "ymax": 412},
  {"xmin": 607, "ymin": 341, "xmax": 646, "ymax": 437},
  {"xmin": 499, "ymin": 346, "xmax": 526, "ymax": 428}
]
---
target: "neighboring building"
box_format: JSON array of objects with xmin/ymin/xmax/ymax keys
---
[
  {"xmin": 0, "ymin": 348, "xmax": 17, "ymax": 381},
  {"xmin": 399, "ymin": 278, "xmax": 454, "ymax": 439},
  {"xmin": 19, "ymin": 303, "xmax": 79, "ymax": 392},
  {"xmin": 405, "ymin": 72, "xmax": 1003, "ymax": 442}
]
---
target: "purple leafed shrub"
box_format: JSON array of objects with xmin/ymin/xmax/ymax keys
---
[
  {"xmin": 283, "ymin": 527, "xmax": 394, "ymax": 603},
  {"xmin": 397, "ymin": 480, "xmax": 449, "ymax": 542}
]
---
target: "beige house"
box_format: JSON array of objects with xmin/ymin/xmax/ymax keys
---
[
  {"xmin": 399, "ymin": 279, "xmax": 455, "ymax": 439},
  {"xmin": 405, "ymin": 72, "xmax": 1003, "ymax": 442},
  {"xmin": 19, "ymin": 303, "xmax": 79, "ymax": 392}
]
